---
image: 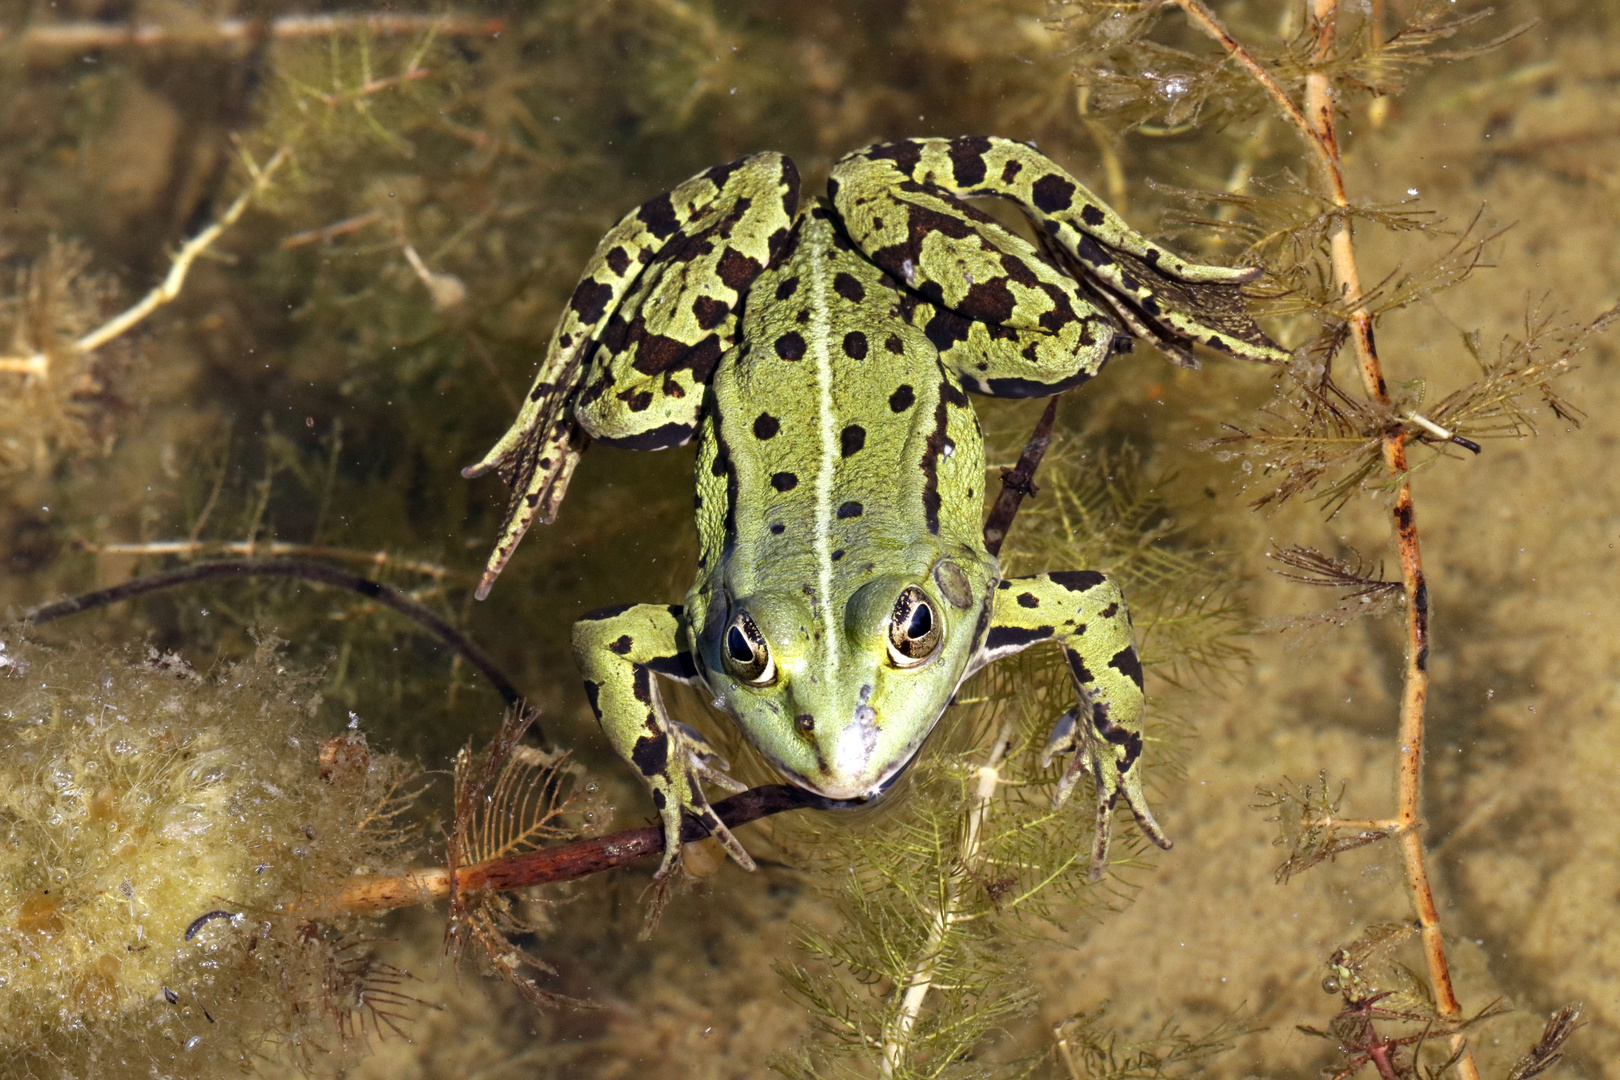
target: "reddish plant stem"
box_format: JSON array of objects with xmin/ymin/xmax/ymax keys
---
[
  {"xmin": 1171, "ymin": 1, "xmax": 1477, "ymax": 1074},
  {"xmin": 329, "ymin": 784, "xmax": 840, "ymax": 914}
]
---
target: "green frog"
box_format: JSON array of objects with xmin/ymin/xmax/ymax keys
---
[{"xmin": 465, "ymin": 136, "xmax": 1287, "ymax": 881}]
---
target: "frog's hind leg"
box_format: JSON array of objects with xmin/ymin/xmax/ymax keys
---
[
  {"xmin": 830, "ymin": 136, "xmax": 1289, "ymax": 390},
  {"xmin": 573, "ymin": 603, "xmax": 754, "ymax": 884},
  {"xmin": 464, "ymin": 153, "xmax": 800, "ymax": 598},
  {"xmin": 967, "ymin": 570, "xmax": 1171, "ymax": 881}
]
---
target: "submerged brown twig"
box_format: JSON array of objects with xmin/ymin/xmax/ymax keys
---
[
  {"xmin": 23, "ymin": 558, "xmax": 525, "ymax": 710},
  {"xmin": 983, "ymin": 395, "xmax": 1062, "ymax": 557}
]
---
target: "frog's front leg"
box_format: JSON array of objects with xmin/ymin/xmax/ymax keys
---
[
  {"xmin": 573, "ymin": 603, "xmax": 754, "ymax": 877},
  {"xmin": 970, "ymin": 571, "xmax": 1172, "ymax": 880}
]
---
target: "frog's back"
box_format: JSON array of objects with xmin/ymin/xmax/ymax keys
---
[{"xmin": 694, "ymin": 206, "xmax": 988, "ymax": 597}]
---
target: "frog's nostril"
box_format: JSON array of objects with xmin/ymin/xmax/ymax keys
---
[
  {"xmin": 795, "ymin": 712, "xmax": 815, "ymax": 733},
  {"xmin": 855, "ymin": 704, "xmax": 877, "ymax": 725}
]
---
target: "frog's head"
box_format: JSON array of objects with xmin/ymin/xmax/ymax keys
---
[{"xmin": 699, "ymin": 560, "xmax": 989, "ymax": 801}]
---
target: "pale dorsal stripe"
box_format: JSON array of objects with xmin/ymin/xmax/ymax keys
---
[{"xmin": 810, "ymin": 233, "xmax": 838, "ymax": 650}]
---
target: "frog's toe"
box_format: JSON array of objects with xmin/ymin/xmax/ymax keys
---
[
  {"xmin": 1041, "ymin": 704, "xmax": 1172, "ymax": 880},
  {"xmin": 1038, "ymin": 706, "xmax": 1078, "ymax": 768},
  {"xmin": 1040, "ymin": 706, "xmax": 1095, "ymax": 809},
  {"xmin": 684, "ymin": 796, "xmax": 757, "ymax": 873},
  {"xmin": 675, "ymin": 721, "xmax": 748, "ymax": 794}
]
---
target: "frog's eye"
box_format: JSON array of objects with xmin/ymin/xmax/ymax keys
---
[
  {"xmin": 887, "ymin": 586, "xmax": 942, "ymax": 668},
  {"xmin": 723, "ymin": 611, "xmax": 776, "ymax": 686}
]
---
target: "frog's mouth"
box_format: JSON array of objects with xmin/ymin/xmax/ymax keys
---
[{"xmin": 774, "ymin": 740, "xmax": 925, "ymax": 804}]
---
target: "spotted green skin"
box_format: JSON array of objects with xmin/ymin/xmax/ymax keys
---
[{"xmin": 466, "ymin": 136, "xmax": 1289, "ymax": 880}]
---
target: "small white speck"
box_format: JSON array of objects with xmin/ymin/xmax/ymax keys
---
[{"xmin": 1406, "ymin": 187, "xmax": 1419, "ymax": 196}]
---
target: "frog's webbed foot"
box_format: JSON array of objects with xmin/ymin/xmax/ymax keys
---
[
  {"xmin": 652, "ymin": 722, "xmax": 754, "ymax": 880},
  {"xmin": 974, "ymin": 571, "xmax": 1172, "ymax": 881},
  {"xmin": 1040, "ymin": 702, "xmax": 1171, "ymax": 882},
  {"xmin": 572, "ymin": 602, "xmax": 761, "ymax": 900}
]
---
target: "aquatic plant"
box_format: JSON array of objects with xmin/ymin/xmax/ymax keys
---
[{"xmin": 1048, "ymin": 0, "xmax": 1597, "ymax": 1075}]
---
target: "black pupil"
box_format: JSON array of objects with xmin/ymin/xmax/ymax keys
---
[
  {"xmin": 727, "ymin": 624, "xmax": 754, "ymax": 664},
  {"xmin": 906, "ymin": 602, "xmax": 932, "ymax": 640}
]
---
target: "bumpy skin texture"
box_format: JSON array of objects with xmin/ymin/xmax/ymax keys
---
[{"xmin": 467, "ymin": 136, "xmax": 1290, "ymax": 880}]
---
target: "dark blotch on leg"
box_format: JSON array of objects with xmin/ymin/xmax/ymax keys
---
[
  {"xmin": 1048, "ymin": 570, "xmax": 1106, "ymax": 592},
  {"xmin": 631, "ymin": 732, "xmax": 670, "ymax": 776},
  {"xmin": 1109, "ymin": 646, "xmax": 1145, "ymax": 691}
]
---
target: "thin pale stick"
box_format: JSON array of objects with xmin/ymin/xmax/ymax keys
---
[
  {"xmin": 880, "ymin": 721, "xmax": 1015, "ymax": 1076},
  {"xmin": 2, "ymin": 13, "xmax": 505, "ymax": 51},
  {"xmin": 73, "ymin": 147, "xmax": 289, "ymax": 356},
  {"xmin": 1170, "ymin": 1, "xmax": 1480, "ymax": 1072}
]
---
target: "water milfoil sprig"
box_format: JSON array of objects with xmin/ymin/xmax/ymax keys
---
[{"xmin": 1056, "ymin": 1, "xmax": 1595, "ymax": 1075}]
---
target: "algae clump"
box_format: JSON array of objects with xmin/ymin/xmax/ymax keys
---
[{"xmin": 0, "ymin": 634, "xmax": 423, "ymax": 1079}]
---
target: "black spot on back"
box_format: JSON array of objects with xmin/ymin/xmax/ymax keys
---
[
  {"xmin": 1000, "ymin": 159, "xmax": 1022, "ymax": 184},
  {"xmin": 885, "ymin": 334, "xmax": 904, "ymax": 354},
  {"xmin": 753, "ymin": 413, "xmax": 780, "ymax": 440},
  {"xmin": 1080, "ymin": 204, "xmax": 1106, "ymax": 227},
  {"xmin": 833, "ymin": 272, "xmax": 865, "ymax": 303},
  {"xmin": 1048, "ymin": 570, "xmax": 1106, "ymax": 592},
  {"xmin": 776, "ymin": 276, "xmax": 800, "ymax": 300},
  {"xmin": 985, "ymin": 624, "xmax": 1052, "ymax": 652},
  {"xmin": 605, "ymin": 246, "xmax": 631, "ymax": 276},
  {"xmin": 775, "ymin": 332, "xmax": 807, "ymax": 361},
  {"xmin": 769, "ymin": 522, "xmax": 786, "ymax": 535},
  {"xmin": 889, "ymin": 384, "xmax": 916, "ymax": 412},
  {"xmin": 771, "ymin": 471, "xmax": 799, "ymax": 492},
  {"xmin": 840, "ymin": 424, "xmax": 866, "ymax": 456},
  {"xmin": 837, "ymin": 500, "xmax": 864, "ymax": 519},
  {"xmin": 868, "ymin": 140, "xmax": 923, "ymax": 172},
  {"xmin": 843, "ymin": 331, "xmax": 868, "ymax": 359}
]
